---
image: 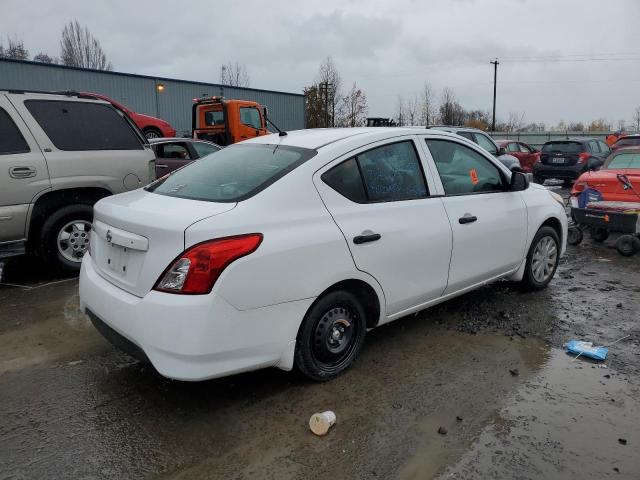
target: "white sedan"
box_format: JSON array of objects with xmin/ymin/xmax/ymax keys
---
[{"xmin": 80, "ymin": 128, "xmax": 567, "ymax": 381}]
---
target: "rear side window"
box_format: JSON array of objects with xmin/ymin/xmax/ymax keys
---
[
  {"xmin": 148, "ymin": 144, "xmax": 316, "ymax": 202},
  {"xmin": 25, "ymin": 100, "xmax": 143, "ymax": 151},
  {"xmin": 322, "ymin": 141, "xmax": 428, "ymax": 203},
  {"xmin": 588, "ymin": 140, "xmax": 600, "ymax": 153},
  {"xmin": 0, "ymin": 108, "xmax": 29, "ymax": 155},
  {"xmin": 507, "ymin": 142, "xmax": 519, "ymax": 152},
  {"xmin": 322, "ymin": 158, "xmax": 366, "ymax": 203},
  {"xmin": 240, "ymin": 107, "xmax": 262, "ymax": 129},
  {"xmin": 191, "ymin": 142, "xmax": 221, "ymax": 158},
  {"xmin": 542, "ymin": 142, "xmax": 583, "ymax": 154},
  {"xmin": 598, "ymin": 141, "xmax": 610, "ymax": 155},
  {"xmin": 156, "ymin": 143, "xmax": 191, "ymax": 160},
  {"xmin": 204, "ymin": 110, "xmax": 224, "ymax": 126},
  {"xmin": 426, "ymin": 139, "xmax": 504, "ymax": 195}
]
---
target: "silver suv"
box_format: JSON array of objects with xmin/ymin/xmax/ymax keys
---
[
  {"xmin": 429, "ymin": 126, "xmax": 521, "ymax": 171},
  {"xmin": 0, "ymin": 90, "xmax": 156, "ymax": 273}
]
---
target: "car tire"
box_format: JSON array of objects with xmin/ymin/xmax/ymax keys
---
[
  {"xmin": 295, "ymin": 290, "xmax": 367, "ymax": 382},
  {"xmin": 590, "ymin": 227, "xmax": 609, "ymax": 243},
  {"xmin": 38, "ymin": 204, "xmax": 93, "ymax": 274},
  {"xmin": 615, "ymin": 235, "xmax": 638, "ymax": 257},
  {"xmin": 521, "ymin": 226, "xmax": 561, "ymax": 291},
  {"xmin": 143, "ymin": 127, "xmax": 162, "ymax": 139},
  {"xmin": 567, "ymin": 226, "xmax": 583, "ymax": 246}
]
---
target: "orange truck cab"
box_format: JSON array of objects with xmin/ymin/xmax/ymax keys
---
[{"xmin": 192, "ymin": 97, "xmax": 269, "ymax": 146}]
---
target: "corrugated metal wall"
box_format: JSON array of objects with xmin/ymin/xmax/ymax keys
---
[{"xmin": 0, "ymin": 59, "xmax": 305, "ymax": 135}]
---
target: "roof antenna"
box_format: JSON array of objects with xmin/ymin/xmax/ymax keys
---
[{"xmin": 266, "ymin": 115, "xmax": 287, "ymax": 136}]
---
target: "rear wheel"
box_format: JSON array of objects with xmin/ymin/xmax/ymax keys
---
[
  {"xmin": 567, "ymin": 226, "xmax": 583, "ymax": 246},
  {"xmin": 521, "ymin": 226, "xmax": 560, "ymax": 291},
  {"xmin": 615, "ymin": 235, "xmax": 639, "ymax": 257},
  {"xmin": 38, "ymin": 204, "xmax": 93, "ymax": 274},
  {"xmin": 590, "ymin": 227, "xmax": 609, "ymax": 243},
  {"xmin": 143, "ymin": 127, "xmax": 162, "ymax": 139},
  {"xmin": 295, "ymin": 290, "xmax": 367, "ymax": 382}
]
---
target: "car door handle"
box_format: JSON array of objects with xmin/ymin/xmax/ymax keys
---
[
  {"xmin": 353, "ymin": 232, "xmax": 381, "ymax": 244},
  {"xmin": 458, "ymin": 214, "xmax": 478, "ymax": 224},
  {"xmin": 9, "ymin": 166, "xmax": 37, "ymax": 178}
]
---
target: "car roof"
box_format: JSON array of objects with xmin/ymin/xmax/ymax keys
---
[
  {"xmin": 619, "ymin": 134, "xmax": 640, "ymax": 139},
  {"xmin": 242, "ymin": 127, "xmax": 462, "ymax": 150},
  {"xmin": 148, "ymin": 137, "xmax": 218, "ymax": 145}
]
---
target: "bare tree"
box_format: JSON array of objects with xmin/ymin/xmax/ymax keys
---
[
  {"xmin": 60, "ymin": 20, "xmax": 112, "ymax": 70},
  {"xmin": 33, "ymin": 52, "xmax": 56, "ymax": 64},
  {"xmin": 505, "ymin": 112, "xmax": 526, "ymax": 132},
  {"xmin": 338, "ymin": 82, "xmax": 368, "ymax": 127},
  {"xmin": 634, "ymin": 107, "xmax": 640, "ymax": 131},
  {"xmin": 587, "ymin": 119, "xmax": 611, "ymax": 132},
  {"xmin": 617, "ymin": 119, "xmax": 627, "ymax": 132},
  {"xmin": 419, "ymin": 83, "xmax": 437, "ymax": 126},
  {"xmin": 396, "ymin": 96, "xmax": 406, "ymax": 126},
  {"xmin": 317, "ymin": 57, "xmax": 342, "ymax": 127},
  {"xmin": 219, "ymin": 61, "xmax": 250, "ymax": 87},
  {"xmin": 0, "ymin": 36, "xmax": 29, "ymax": 60},
  {"xmin": 438, "ymin": 88, "xmax": 465, "ymax": 126},
  {"xmin": 406, "ymin": 95, "xmax": 419, "ymax": 126}
]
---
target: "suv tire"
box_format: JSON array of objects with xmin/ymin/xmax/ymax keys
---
[
  {"xmin": 39, "ymin": 204, "xmax": 93, "ymax": 274},
  {"xmin": 521, "ymin": 226, "xmax": 560, "ymax": 291},
  {"xmin": 295, "ymin": 290, "xmax": 367, "ymax": 382}
]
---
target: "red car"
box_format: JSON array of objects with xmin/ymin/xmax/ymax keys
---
[
  {"xmin": 495, "ymin": 139, "xmax": 540, "ymax": 172},
  {"xmin": 571, "ymin": 147, "xmax": 640, "ymax": 203},
  {"xmin": 82, "ymin": 92, "xmax": 176, "ymax": 139}
]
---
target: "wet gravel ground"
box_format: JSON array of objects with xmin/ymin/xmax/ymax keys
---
[{"xmin": 1, "ymin": 191, "xmax": 639, "ymax": 479}]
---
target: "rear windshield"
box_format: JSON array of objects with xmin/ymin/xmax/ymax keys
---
[
  {"xmin": 605, "ymin": 152, "xmax": 640, "ymax": 169},
  {"xmin": 542, "ymin": 141, "xmax": 583, "ymax": 154},
  {"xmin": 614, "ymin": 137, "xmax": 640, "ymax": 148},
  {"xmin": 147, "ymin": 143, "xmax": 316, "ymax": 202}
]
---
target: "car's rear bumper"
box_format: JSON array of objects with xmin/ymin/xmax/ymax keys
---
[
  {"xmin": 79, "ymin": 255, "xmax": 314, "ymax": 381},
  {"xmin": 533, "ymin": 162, "xmax": 586, "ymax": 180}
]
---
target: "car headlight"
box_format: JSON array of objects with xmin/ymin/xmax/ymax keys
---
[{"xmin": 548, "ymin": 190, "xmax": 565, "ymax": 206}]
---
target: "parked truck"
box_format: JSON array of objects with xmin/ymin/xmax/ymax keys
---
[{"xmin": 192, "ymin": 96, "xmax": 269, "ymax": 146}]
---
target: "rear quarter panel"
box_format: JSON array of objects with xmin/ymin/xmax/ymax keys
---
[{"xmin": 184, "ymin": 163, "xmax": 385, "ymax": 314}]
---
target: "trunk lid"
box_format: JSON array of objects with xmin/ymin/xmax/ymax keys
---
[{"xmin": 90, "ymin": 189, "xmax": 236, "ymax": 297}]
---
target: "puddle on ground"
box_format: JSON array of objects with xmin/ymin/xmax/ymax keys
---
[{"xmin": 423, "ymin": 350, "xmax": 640, "ymax": 479}]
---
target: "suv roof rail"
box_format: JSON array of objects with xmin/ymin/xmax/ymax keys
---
[{"xmin": 3, "ymin": 89, "xmax": 101, "ymax": 100}]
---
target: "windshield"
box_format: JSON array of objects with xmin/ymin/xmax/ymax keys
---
[
  {"xmin": 542, "ymin": 141, "xmax": 582, "ymax": 154},
  {"xmin": 147, "ymin": 143, "xmax": 316, "ymax": 202},
  {"xmin": 605, "ymin": 151, "xmax": 640, "ymax": 169}
]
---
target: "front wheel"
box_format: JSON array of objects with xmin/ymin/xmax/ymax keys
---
[
  {"xmin": 38, "ymin": 204, "xmax": 93, "ymax": 274},
  {"xmin": 143, "ymin": 127, "xmax": 162, "ymax": 140},
  {"xmin": 295, "ymin": 291, "xmax": 367, "ymax": 382},
  {"xmin": 521, "ymin": 226, "xmax": 560, "ymax": 291}
]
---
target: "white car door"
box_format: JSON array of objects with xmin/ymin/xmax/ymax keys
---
[
  {"xmin": 314, "ymin": 137, "xmax": 453, "ymax": 318},
  {"xmin": 422, "ymin": 137, "xmax": 528, "ymax": 294}
]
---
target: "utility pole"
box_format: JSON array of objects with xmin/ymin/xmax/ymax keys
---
[
  {"xmin": 319, "ymin": 81, "xmax": 333, "ymax": 128},
  {"xmin": 491, "ymin": 59, "xmax": 499, "ymax": 132}
]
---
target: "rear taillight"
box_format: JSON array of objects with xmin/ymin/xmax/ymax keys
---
[
  {"xmin": 571, "ymin": 181, "xmax": 588, "ymax": 195},
  {"xmin": 154, "ymin": 234, "xmax": 263, "ymax": 294},
  {"xmin": 578, "ymin": 152, "xmax": 590, "ymax": 164}
]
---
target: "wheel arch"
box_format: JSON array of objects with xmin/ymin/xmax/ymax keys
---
[
  {"xmin": 300, "ymin": 278, "xmax": 383, "ymax": 337},
  {"xmin": 27, "ymin": 187, "xmax": 112, "ymax": 245}
]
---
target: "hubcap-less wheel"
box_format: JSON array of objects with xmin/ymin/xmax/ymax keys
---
[
  {"xmin": 531, "ymin": 235, "xmax": 558, "ymax": 283},
  {"xmin": 312, "ymin": 307, "xmax": 358, "ymax": 368},
  {"xmin": 144, "ymin": 130, "xmax": 161, "ymax": 139},
  {"xmin": 57, "ymin": 220, "xmax": 92, "ymax": 263}
]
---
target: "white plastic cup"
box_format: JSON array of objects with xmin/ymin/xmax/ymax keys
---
[{"xmin": 309, "ymin": 411, "xmax": 337, "ymax": 436}]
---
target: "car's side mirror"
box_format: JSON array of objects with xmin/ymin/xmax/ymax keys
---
[
  {"xmin": 498, "ymin": 147, "xmax": 506, "ymax": 156},
  {"xmin": 510, "ymin": 171, "xmax": 529, "ymax": 191}
]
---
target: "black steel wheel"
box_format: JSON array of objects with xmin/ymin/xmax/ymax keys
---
[
  {"xmin": 590, "ymin": 227, "xmax": 609, "ymax": 243},
  {"xmin": 295, "ymin": 290, "xmax": 367, "ymax": 381},
  {"xmin": 616, "ymin": 235, "xmax": 638, "ymax": 257},
  {"xmin": 567, "ymin": 226, "xmax": 584, "ymax": 246}
]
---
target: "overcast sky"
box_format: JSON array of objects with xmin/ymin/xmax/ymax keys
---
[{"xmin": 2, "ymin": 0, "xmax": 640, "ymax": 127}]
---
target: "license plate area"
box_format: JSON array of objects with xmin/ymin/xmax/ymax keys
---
[
  {"xmin": 106, "ymin": 243, "xmax": 130, "ymax": 277},
  {"xmin": 552, "ymin": 157, "xmax": 565, "ymax": 164}
]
